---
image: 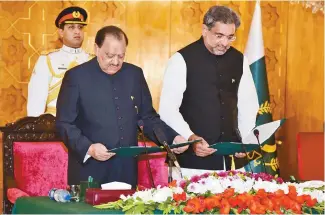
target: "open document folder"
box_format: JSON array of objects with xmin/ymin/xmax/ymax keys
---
[
  {"xmin": 107, "ymin": 140, "xmax": 200, "ymax": 157},
  {"xmin": 209, "ymin": 119, "xmax": 286, "ymax": 155}
]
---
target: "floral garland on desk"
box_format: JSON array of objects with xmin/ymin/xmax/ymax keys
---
[{"xmin": 95, "ymin": 171, "xmax": 325, "ymax": 214}]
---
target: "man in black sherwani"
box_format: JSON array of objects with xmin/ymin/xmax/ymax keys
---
[{"xmin": 56, "ymin": 26, "xmax": 188, "ymax": 188}]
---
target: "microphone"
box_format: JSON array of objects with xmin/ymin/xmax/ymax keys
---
[
  {"xmin": 153, "ymin": 125, "xmax": 182, "ymax": 180},
  {"xmin": 138, "ymin": 120, "xmax": 145, "ymax": 134},
  {"xmin": 253, "ymin": 129, "xmax": 259, "ymax": 137},
  {"xmin": 137, "ymin": 120, "xmax": 155, "ymax": 188},
  {"xmin": 253, "ymin": 129, "xmax": 267, "ymax": 173},
  {"xmin": 235, "ymin": 128, "xmax": 253, "ymax": 174}
]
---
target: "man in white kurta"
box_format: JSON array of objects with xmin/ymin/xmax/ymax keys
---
[
  {"xmin": 27, "ymin": 6, "xmax": 93, "ymax": 116},
  {"xmin": 159, "ymin": 6, "xmax": 259, "ymax": 179}
]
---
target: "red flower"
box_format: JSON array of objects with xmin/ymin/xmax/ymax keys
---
[
  {"xmin": 306, "ymin": 198, "xmax": 317, "ymax": 207},
  {"xmin": 198, "ymin": 197, "xmax": 206, "ymax": 213},
  {"xmin": 281, "ymin": 196, "xmax": 292, "ymax": 209},
  {"xmin": 290, "ymin": 201, "xmax": 302, "ymax": 214},
  {"xmin": 217, "ymin": 171, "xmax": 228, "ymax": 177},
  {"xmin": 276, "ymin": 177, "xmax": 284, "ymax": 184},
  {"xmin": 288, "ymin": 186, "xmax": 298, "ymax": 200},
  {"xmin": 255, "ymin": 203, "xmax": 266, "ymax": 214},
  {"xmin": 228, "ymin": 196, "xmax": 240, "ymax": 207},
  {"xmin": 296, "ymin": 195, "xmax": 305, "ymax": 204},
  {"xmin": 222, "ymin": 188, "xmax": 235, "ymax": 198},
  {"xmin": 183, "ymin": 197, "xmax": 201, "ymax": 214},
  {"xmin": 237, "ymin": 207, "xmax": 244, "ymax": 213},
  {"xmin": 288, "ymin": 185, "xmax": 297, "ymax": 194},
  {"xmin": 211, "ymin": 195, "xmax": 222, "ymax": 208},
  {"xmin": 261, "ymin": 197, "xmax": 274, "ymax": 211},
  {"xmin": 173, "ymin": 192, "xmax": 186, "ymax": 202},
  {"xmin": 248, "ymin": 200, "xmax": 258, "ymax": 214},
  {"xmin": 253, "ymin": 195, "xmax": 261, "ymax": 203},
  {"xmin": 274, "ymin": 189, "xmax": 285, "ymax": 198},
  {"xmin": 236, "ymin": 193, "xmax": 249, "ymax": 208},
  {"xmin": 275, "ymin": 208, "xmax": 283, "ymax": 214},
  {"xmin": 168, "ymin": 180, "xmax": 177, "ymax": 188},
  {"xmin": 220, "ymin": 198, "xmax": 230, "ymax": 214},
  {"xmin": 204, "ymin": 197, "xmax": 215, "ymax": 211},
  {"xmin": 249, "ymin": 199, "xmax": 266, "ymax": 214},
  {"xmin": 179, "ymin": 180, "xmax": 187, "ymax": 189},
  {"xmin": 204, "ymin": 195, "xmax": 222, "ymax": 211},
  {"xmin": 271, "ymin": 197, "xmax": 281, "ymax": 209},
  {"xmin": 190, "ymin": 175, "xmax": 200, "ymax": 183},
  {"xmin": 256, "ymin": 189, "xmax": 268, "ymax": 198},
  {"xmin": 302, "ymin": 194, "xmax": 312, "ymax": 202}
]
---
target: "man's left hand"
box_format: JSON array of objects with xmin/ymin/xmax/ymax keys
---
[
  {"xmin": 171, "ymin": 135, "xmax": 189, "ymax": 154},
  {"xmin": 234, "ymin": 152, "xmax": 246, "ymax": 158}
]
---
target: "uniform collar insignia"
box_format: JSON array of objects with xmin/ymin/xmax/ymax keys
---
[{"xmin": 62, "ymin": 45, "xmax": 82, "ymax": 54}]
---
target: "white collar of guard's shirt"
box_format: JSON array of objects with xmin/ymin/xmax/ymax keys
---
[{"xmin": 61, "ymin": 45, "xmax": 83, "ymax": 54}]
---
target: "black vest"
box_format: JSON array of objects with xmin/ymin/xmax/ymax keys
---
[{"xmin": 177, "ymin": 37, "xmax": 244, "ymax": 170}]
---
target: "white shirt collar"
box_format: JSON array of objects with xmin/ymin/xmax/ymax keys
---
[{"xmin": 61, "ymin": 45, "xmax": 82, "ymax": 54}]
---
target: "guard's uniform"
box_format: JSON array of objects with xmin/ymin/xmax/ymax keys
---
[
  {"xmin": 27, "ymin": 6, "xmax": 91, "ymax": 116},
  {"xmin": 27, "ymin": 47, "xmax": 93, "ymax": 116}
]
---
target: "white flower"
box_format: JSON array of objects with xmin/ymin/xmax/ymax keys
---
[
  {"xmin": 220, "ymin": 178, "xmax": 233, "ymax": 189},
  {"xmin": 302, "ymin": 190, "xmax": 325, "ymax": 203},
  {"xmin": 232, "ymin": 178, "xmax": 254, "ymax": 194},
  {"xmin": 299, "ymin": 180, "xmax": 325, "ymax": 189},
  {"xmin": 131, "ymin": 189, "xmax": 154, "ymax": 203},
  {"xmin": 173, "ymin": 186, "xmax": 184, "ymax": 194},
  {"xmin": 152, "ymin": 187, "xmax": 173, "ymax": 203},
  {"xmin": 294, "ymin": 182, "xmax": 325, "ymax": 203},
  {"xmin": 187, "ymin": 182, "xmax": 208, "ymax": 194},
  {"xmin": 253, "ymin": 179, "xmax": 289, "ymax": 194},
  {"xmin": 120, "ymin": 194, "xmax": 131, "ymax": 201},
  {"xmin": 204, "ymin": 177, "xmax": 224, "ymax": 194}
]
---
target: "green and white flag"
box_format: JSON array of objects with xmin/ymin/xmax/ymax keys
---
[{"xmin": 243, "ymin": 1, "xmax": 279, "ymax": 175}]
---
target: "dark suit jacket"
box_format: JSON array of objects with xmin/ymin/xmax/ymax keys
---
[{"xmin": 56, "ymin": 57, "xmax": 178, "ymax": 187}]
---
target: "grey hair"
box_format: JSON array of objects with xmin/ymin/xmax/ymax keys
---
[{"xmin": 203, "ymin": 6, "xmax": 241, "ymax": 30}]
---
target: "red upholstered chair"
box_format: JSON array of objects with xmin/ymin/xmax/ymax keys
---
[
  {"xmin": 11, "ymin": 141, "xmax": 68, "ymax": 196},
  {"xmin": 137, "ymin": 141, "xmax": 168, "ymax": 188},
  {"xmin": 297, "ymin": 132, "xmax": 324, "ymax": 181},
  {"xmin": 1, "ymin": 114, "xmax": 65, "ymax": 214},
  {"xmin": 1, "ymin": 114, "xmax": 168, "ymax": 213}
]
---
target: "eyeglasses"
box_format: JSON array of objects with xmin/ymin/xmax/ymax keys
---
[{"xmin": 210, "ymin": 31, "xmax": 236, "ymax": 42}]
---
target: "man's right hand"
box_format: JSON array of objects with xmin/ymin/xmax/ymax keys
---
[
  {"xmin": 189, "ymin": 134, "xmax": 216, "ymax": 157},
  {"xmin": 88, "ymin": 143, "xmax": 116, "ymax": 161}
]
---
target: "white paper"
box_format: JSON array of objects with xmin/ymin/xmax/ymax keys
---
[
  {"xmin": 242, "ymin": 119, "xmax": 283, "ymax": 145},
  {"xmin": 101, "ymin": 181, "xmax": 132, "ymax": 190}
]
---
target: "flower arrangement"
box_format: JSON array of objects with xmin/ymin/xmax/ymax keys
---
[{"xmin": 95, "ymin": 171, "xmax": 325, "ymax": 214}]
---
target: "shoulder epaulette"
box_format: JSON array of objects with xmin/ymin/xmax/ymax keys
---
[
  {"xmin": 86, "ymin": 52, "xmax": 95, "ymax": 57},
  {"xmin": 41, "ymin": 49, "xmax": 60, "ymax": 56}
]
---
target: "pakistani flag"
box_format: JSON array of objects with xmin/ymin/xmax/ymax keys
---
[{"xmin": 243, "ymin": 1, "xmax": 279, "ymax": 176}]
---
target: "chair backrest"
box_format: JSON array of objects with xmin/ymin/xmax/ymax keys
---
[
  {"xmin": 297, "ymin": 132, "xmax": 324, "ymax": 181},
  {"xmin": 13, "ymin": 141, "xmax": 68, "ymax": 196},
  {"xmin": 1, "ymin": 114, "xmax": 63, "ymax": 213}
]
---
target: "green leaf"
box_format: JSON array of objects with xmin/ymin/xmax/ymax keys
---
[{"xmin": 94, "ymin": 200, "xmax": 124, "ymax": 210}]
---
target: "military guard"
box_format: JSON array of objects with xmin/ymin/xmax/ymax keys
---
[{"xmin": 27, "ymin": 6, "xmax": 94, "ymax": 116}]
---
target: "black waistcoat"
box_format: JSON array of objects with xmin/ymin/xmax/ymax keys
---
[{"xmin": 177, "ymin": 37, "xmax": 244, "ymax": 170}]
